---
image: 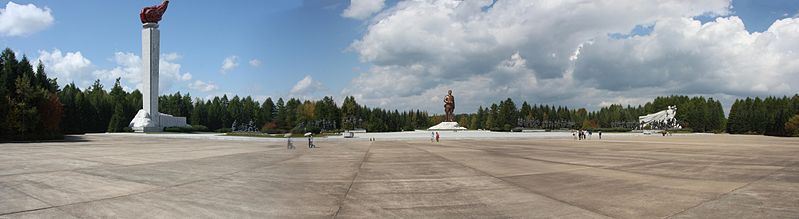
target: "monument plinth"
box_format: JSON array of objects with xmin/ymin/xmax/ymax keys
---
[
  {"xmin": 428, "ymin": 122, "xmax": 466, "ymax": 131},
  {"xmin": 130, "ymin": 1, "xmax": 187, "ymax": 132}
]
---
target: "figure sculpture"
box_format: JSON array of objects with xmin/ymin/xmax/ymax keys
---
[
  {"xmin": 140, "ymin": 0, "xmax": 169, "ymax": 24},
  {"xmin": 444, "ymin": 90, "xmax": 455, "ymax": 122},
  {"xmin": 638, "ymin": 105, "xmax": 681, "ymax": 130}
]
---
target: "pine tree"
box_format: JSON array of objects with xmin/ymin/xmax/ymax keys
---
[
  {"xmin": 107, "ymin": 103, "xmax": 126, "ymax": 132},
  {"xmin": 785, "ymin": 114, "xmax": 799, "ymax": 137},
  {"xmin": 7, "ymin": 76, "xmax": 41, "ymax": 139}
]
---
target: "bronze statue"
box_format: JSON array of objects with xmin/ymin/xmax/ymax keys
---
[
  {"xmin": 140, "ymin": 0, "xmax": 170, "ymax": 24},
  {"xmin": 444, "ymin": 90, "xmax": 455, "ymax": 122}
]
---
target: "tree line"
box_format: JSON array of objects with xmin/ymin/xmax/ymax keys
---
[
  {"xmin": 57, "ymin": 81, "xmax": 435, "ymax": 134},
  {"xmin": 455, "ymin": 95, "xmax": 727, "ymax": 133},
  {"xmin": 2, "ymin": 47, "xmax": 798, "ymax": 141},
  {"xmin": 187, "ymin": 95, "xmax": 432, "ymax": 133},
  {"xmin": 727, "ymin": 95, "xmax": 799, "ymax": 136}
]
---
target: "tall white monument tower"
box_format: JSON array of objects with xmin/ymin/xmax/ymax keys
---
[{"xmin": 130, "ymin": 0, "xmax": 187, "ymax": 132}]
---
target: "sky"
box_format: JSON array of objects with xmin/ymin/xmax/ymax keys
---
[{"xmin": 3, "ymin": 0, "xmax": 799, "ymax": 114}]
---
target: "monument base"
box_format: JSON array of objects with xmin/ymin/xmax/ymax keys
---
[
  {"xmin": 133, "ymin": 126, "xmax": 165, "ymax": 132},
  {"xmin": 129, "ymin": 109, "xmax": 189, "ymax": 133},
  {"xmin": 428, "ymin": 122, "xmax": 467, "ymax": 131}
]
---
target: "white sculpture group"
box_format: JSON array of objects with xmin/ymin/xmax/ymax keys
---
[{"xmin": 638, "ymin": 106, "xmax": 681, "ymax": 130}]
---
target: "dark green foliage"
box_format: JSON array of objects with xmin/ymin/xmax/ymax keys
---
[
  {"xmin": 785, "ymin": 114, "xmax": 799, "ymax": 137},
  {"xmin": 191, "ymin": 125, "xmax": 208, "ymax": 132},
  {"xmin": 639, "ymin": 95, "xmax": 726, "ymax": 132},
  {"xmin": 0, "ymin": 48, "xmax": 64, "ymax": 141},
  {"xmin": 466, "ymin": 95, "xmax": 727, "ymax": 133},
  {"xmin": 727, "ymin": 95, "xmax": 799, "ymax": 136},
  {"xmin": 106, "ymin": 103, "xmax": 126, "ymax": 132},
  {"xmin": 163, "ymin": 125, "xmax": 206, "ymax": 133}
]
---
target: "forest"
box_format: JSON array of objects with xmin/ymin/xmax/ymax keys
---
[{"xmin": 2, "ymin": 47, "xmax": 798, "ymax": 141}]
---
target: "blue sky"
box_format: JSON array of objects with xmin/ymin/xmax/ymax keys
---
[
  {"xmin": 4, "ymin": 0, "xmax": 371, "ymax": 99},
  {"xmin": 3, "ymin": 0, "xmax": 799, "ymax": 113}
]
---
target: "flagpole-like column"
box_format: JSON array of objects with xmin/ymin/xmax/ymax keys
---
[
  {"xmin": 130, "ymin": 22, "xmax": 165, "ymax": 132},
  {"xmin": 142, "ymin": 22, "xmax": 161, "ymax": 128},
  {"xmin": 130, "ymin": 0, "xmax": 187, "ymax": 132}
]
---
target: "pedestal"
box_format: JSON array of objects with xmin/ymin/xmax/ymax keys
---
[{"xmin": 428, "ymin": 122, "xmax": 467, "ymax": 131}]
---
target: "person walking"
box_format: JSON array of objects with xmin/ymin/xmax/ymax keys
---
[
  {"xmin": 308, "ymin": 135, "xmax": 315, "ymax": 148},
  {"xmin": 435, "ymin": 132, "xmax": 440, "ymax": 143},
  {"xmin": 287, "ymin": 136, "xmax": 294, "ymax": 150},
  {"xmin": 431, "ymin": 132, "xmax": 435, "ymax": 142},
  {"xmin": 598, "ymin": 131, "xmax": 602, "ymax": 140}
]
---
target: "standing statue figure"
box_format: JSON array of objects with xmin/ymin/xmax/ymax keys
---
[
  {"xmin": 444, "ymin": 90, "xmax": 455, "ymax": 122},
  {"xmin": 140, "ymin": 0, "xmax": 170, "ymax": 24}
]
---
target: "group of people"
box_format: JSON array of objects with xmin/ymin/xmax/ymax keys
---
[
  {"xmin": 573, "ymin": 130, "xmax": 601, "ymax": 140},
  {"xmin": 431, "ymin": 132, "xmax": 440, "ymax": 142},
  {"xmin": 286, "ymin": 135, "xmax": 316, "ymax": 150}
]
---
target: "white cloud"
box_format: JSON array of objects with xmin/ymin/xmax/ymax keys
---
[
  {"xmin": 36, "ymin": 49, "xmax": 94, "ymax": 87},
  {"xmin": 181, "ymin": 73, "xmax": 193, "ymax": 81},
  {"xmin": 93, "ymin": 52, "xmax": 192, "ymax": 93},
  {"xmin": 249, "ymin": 59, "xmax": 262, "ymax": 67},
  {"xmin": 188, "ymin": 80, "xmax": 219, "ymax": 92},
  {"xmin": 342, "ymin": 0, "xmax": 385, "ymax": 19},
  {"xmin": 37, "ymin": 49, "xmax": 194, "ymax": 93},
  {"xmin": 290, "ymin": 75, "xmax": 324, "ymax": 95},
  {"xmin": 575, "ymin": 17, "xmax": 799, "ymax": 97},
  {"xmin": 220, "ymin": 55, "xmax": 239, "ymax": 73},
  {"xmin": 0, "ymin": 1, "xmax": 54, "ymax": 36},
  {"xmin": 342, "ymin": 0, "xmax": 799, "ymax": 113}
]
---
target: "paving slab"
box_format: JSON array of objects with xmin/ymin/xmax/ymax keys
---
[{"xmin": 0, "ymin": 134, "xmax": 796, "ymax": 218}]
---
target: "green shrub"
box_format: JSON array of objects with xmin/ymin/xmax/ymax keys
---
[
  {"xmin": 215, "ymin": 128, "xmax": 232, "ymax": 133},
  {"xmin": 164, "ymin": 126, "xmax": 195, "ymax": 133},
  {"xmin": 262, "ymin": 129, "xmax": 287, "ymax": 134},
  {"xmin": 191, "ymin": 125, "xmax": 208, "ymax": 132},
  {"xmin": 290, "ymin": 126, "xmax": 321, "ymax": 134}
]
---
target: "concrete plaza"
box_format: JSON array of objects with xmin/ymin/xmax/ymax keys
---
[{"xmin": 0, "ymin": 134, "xmax": 797, "ymax": 218}]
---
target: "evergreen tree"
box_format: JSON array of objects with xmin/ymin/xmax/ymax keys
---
[
  {"xmin": 275, "ymin": 98, "xmax": 286, "ymax": 129},
  {"xmin": 7, "ymin": 76, "xmax": 40, "ymax": 138},
  {"xmin": 107, "ymin": 103, "xmax": 126, "ymax": 132},
  {"xmin": 785, "ymin": 114, "xmax": 799, "ymax": 137},
  {"xmin": 106, "ymin": 79, "xmax": 128, "ymax": 132},
  {"xmin": 260, "ymin": 97, "xmax": 275, "ymax": 130},
  {"xmin": 190, "ymin": 99, "xmax": 205, "ymax": 126}
]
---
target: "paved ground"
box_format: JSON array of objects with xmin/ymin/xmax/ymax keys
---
[{"xmin": 0, "ymin": 134, "xmax": 797, "ymax": 218}]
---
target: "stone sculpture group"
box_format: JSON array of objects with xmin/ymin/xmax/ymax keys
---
[{"xmin": 638, "ymin": 106, "xmax": 681, "ymax": 130}]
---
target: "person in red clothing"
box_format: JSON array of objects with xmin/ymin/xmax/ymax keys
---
[{"xmin": 435, "ymin": 132, "xmax": 440, "ymax": 142}]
